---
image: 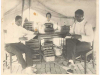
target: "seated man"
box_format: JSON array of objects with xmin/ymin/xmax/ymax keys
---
[
  {"xmin": 40, "ymin": 12, "xmax": 61, "ymax": 46},
  {"xmin": 5, "ymin": 15, "xmax": 36, "ymax": 74},
  {"xmin": 40, "ymin": 12, "xmax": 60, "ymax": 33},
  {"xmin": 65, "ymin": 9, "xmax": 94, "ymax": 73}
]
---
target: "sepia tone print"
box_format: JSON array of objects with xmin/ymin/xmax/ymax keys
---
[{"xmin": 1, "ymin": 0, "xmax": 99, "ymax": 75}]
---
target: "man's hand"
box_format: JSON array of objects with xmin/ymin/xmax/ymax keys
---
[
  {"xmin": 71, "ymin": 34, "xmax": 82, "ymax": 39},
  {"xmin": 19, "ymin": 37, "xmax": 28, "ymax": 41},
  {"xmin": 23, "ymin": 34, "xmax": 27, "ymax": 37}
]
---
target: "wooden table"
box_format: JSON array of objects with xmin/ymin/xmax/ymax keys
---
[
  {"xmin": 38, "ymin": 33, "xmax": 64, "ymax": 52},
  {"xmin": 38, "ymin": 33, "xmax": 71, "ymax": 51}
]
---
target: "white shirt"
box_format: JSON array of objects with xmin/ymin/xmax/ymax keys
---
[
  {"xmin": 5, "ymin": 23, "xmax": 35, "ymax": 44},
  {"xmin": 40, "ymin": 20, "xmax": 61, "ymax": 33},
  {"xmin": 39, "ymin": 20, "xmax": 61, "ymax": 46},
  {"xmin": 70, "ymin": 19, "xmax": 94, "ymax": 43}
]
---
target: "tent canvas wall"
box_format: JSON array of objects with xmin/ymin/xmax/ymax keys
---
[
  {"xmin": 2, "ymin": 0, "xmax": 98, "ymax": 54},
  {"xmin": 2, "ymin": 0, "xmax": 96, "ymax": 28}
]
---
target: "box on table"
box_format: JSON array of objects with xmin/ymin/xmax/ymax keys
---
[{"xmin": 43, "ymin": 56, "xmax": 55, "ymax": 62}]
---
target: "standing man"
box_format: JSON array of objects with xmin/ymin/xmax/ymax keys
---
[
  {"xmin": 5, "ymin": 15, "xmax": 36, "ymax": 74},
  {"xmin": 64, "ymin": 9, "xmax": 94, "ymax": 73}
]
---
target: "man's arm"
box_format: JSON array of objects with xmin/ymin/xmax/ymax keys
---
[
  {"xmin": 5, "ymin": 27, "xmax": 20, "ymax": 43},
  {"xmin": 79, "ymin": 23, "xmax": 94, "ymax": 42},
  {"xmin": 39, "ymin": 24, "xmax": 45, "ymax": 33},
  {"xmin": 69, "ymin": 23, "xmax": 94, "ymax": 42},
  {"xmin": 21, "ymin": 27, "xmax": 36, "ymax": 40},
  {"xmin": 70, "ymin": 23, "xmax": 75, "ymax": 35},
  {"xmin": 54, "ymin": 23, "xmax": 58, "ymax": 30},
  {"xmin": 65, "ymin": 24, "xmax": 75, "ymax": 38},
  {"xmin": 71, "ymin": 34, "xmax": 82, "ymax": 39}
]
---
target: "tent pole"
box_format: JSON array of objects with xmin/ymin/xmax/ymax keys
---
[
  {"xmin": 22, "ymin": 0, "xmax": 24, "ymax": 26},
  {"xmin": 29, "ymin": 0, "xmax": 31, "ymax": 21}
]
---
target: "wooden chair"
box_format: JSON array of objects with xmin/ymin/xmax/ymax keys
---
[
  {"xmin": 3, "ymin": 30, "xmax": 12, "ymax": 73},
  {"xmin": 3, "ymin": 30, "xmax": 18, "ymax": 73},
  {"xmin": 3, "ymin": 29, "xmax": 41, "ymax": 73},
  {"xmin": 75, "ymin": 27, "xmax": 96, "ymax": 74},
  {"xmin": 4, "ymin": 52, "xmax": 15, "ymax": 73},
  {"xmin": 75, "ymin": 41, "xmax": 95, "ymax": 74}
]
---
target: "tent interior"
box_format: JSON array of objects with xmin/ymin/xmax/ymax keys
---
[
  {"xmin": 3, "ymin": 0, "xmax": 96, "ymax": 27},
  {"xmin": 2, "ymin": 0, "xmax": 98, "ymax": 74},
  {"xmin": 2, "ymin": 0, "xmax": 97, "ymax": 51}
]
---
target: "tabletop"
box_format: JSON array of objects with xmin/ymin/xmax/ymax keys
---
[{"xmin": 38, "ymin": 32, "xmax": 71, "ymax": 40}]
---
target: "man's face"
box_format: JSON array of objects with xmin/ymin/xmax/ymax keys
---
[
  {"xmin": 15, "ymin": 19, "xmax": 22, "ymax": 26},
  {"xmin": 75, "ymin": 14, "xmax": 83, "ymax": 22},
  {"xmin": 47, "ymin": 14, "xmax": 51, "ymax": 21}
]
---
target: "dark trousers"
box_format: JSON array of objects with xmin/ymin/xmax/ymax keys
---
[
  {"xmin": 5, "ymin": 42, "xmax": 33, "ymax": 69},
  {"xmin": 65, "ymin": 39, "xmax": 91, "ymax": 62}
]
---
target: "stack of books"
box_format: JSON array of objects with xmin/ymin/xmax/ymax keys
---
[
  {"xmin": 25, "ymin": 39, "xmax": 41, "ymax": 62},
  {"xmin": 23, "ymin": 21, "xmax": 34, "ymax": 31},
  {"xmin": 42, "ymin": 39, "xmax": 55, "ymax": 62}
]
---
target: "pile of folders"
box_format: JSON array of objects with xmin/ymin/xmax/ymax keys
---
[
  {"xmin": 25, "ymin": 39, "xmax": 41, "ymax": 63},
  {"xmin": 42, "ymin": 38, "xmax": 55, "ymax": 62}
]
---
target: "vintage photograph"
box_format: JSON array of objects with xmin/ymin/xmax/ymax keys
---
[{"xmin": 1, "ymin": 0, "xmax": 98, "ymax": 74}]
